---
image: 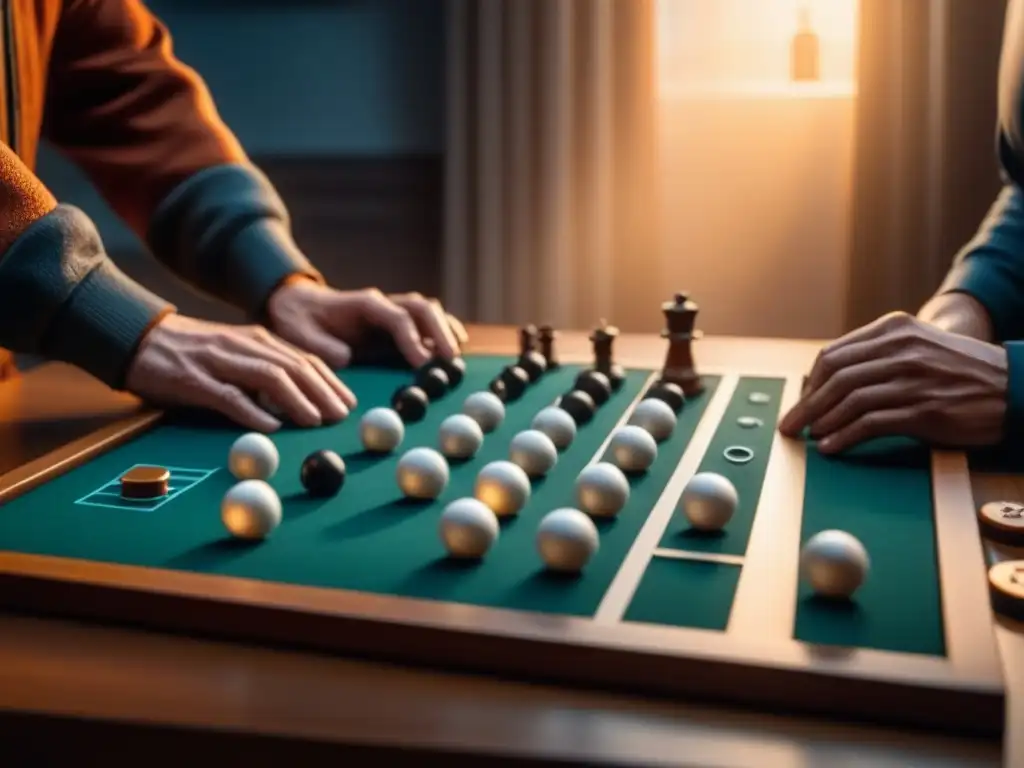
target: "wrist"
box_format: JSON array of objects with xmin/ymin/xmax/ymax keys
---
[{"xmin": 918, "ymin": 291, "xmax": 994, "ymax": 341}]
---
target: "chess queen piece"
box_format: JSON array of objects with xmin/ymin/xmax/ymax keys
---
[{"xmin": 660, "ymin": 292, "xmax": 703, "ymax": 396}]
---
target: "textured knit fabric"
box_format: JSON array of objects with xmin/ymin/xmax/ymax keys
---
[{"xmin": 0, "ymin": 1, "xmax": 320, "ymax": 388}]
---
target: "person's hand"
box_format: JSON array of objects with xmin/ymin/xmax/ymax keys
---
[
  {"xmin": 266, "ymin": 280, "xmax": 468, "ymax": 370},
  {"xmin": 778, "ymin": 311, "xmax": 1009, "ymax": 453},
  {"xmin": 126, "ymin": 313, "xmax": 356, "ymax": 432}
]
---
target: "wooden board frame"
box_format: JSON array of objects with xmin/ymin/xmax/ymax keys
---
[{"xmin": 0, "ymin": 337, "xmax": 1006, "ymax": 737}]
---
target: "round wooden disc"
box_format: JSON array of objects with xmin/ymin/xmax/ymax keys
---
[
  {"xmin": 988, "ymin": 560, "xmax": 1024, "ymax": 620},
  {"xmin": 121, "ymin": 466, "xmax": 171, "ymax": 499},
  {"xmin": 977, "ymin": 501, "xmax": 1024, "ymax": 546}
]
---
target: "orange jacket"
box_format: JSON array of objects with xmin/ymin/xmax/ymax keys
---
[{"xmin": 0, "ymin": 1, "xmax": 320, "ymax": 387}]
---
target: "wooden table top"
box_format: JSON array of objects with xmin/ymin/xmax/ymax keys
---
[{"xmin": 0, "ymin": 327, "xmax": 1017, "ymax": 767}]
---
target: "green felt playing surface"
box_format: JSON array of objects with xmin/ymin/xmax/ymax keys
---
[
  {"xmin": 658, "ymin": 376, "xmax": 785, "ymax": 556},
  {"xmin": 0, "ymin": 356, "xmax": 714, "ymax": 617},
  {"xmin": 0, "ymin": 355, "xmax": 946, "ymax": 657},
  {"xmin": 795, "ymin": 438, "xmax": 945, "ymax": 656}
]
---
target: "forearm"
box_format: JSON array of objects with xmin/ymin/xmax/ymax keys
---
[
  {"xmin": 146, "ymin": 163, "xmax": 322, "ymax": 319},
  {"xmin": 0, "ymin": 205, "xmax": 174, "ymax": 388},
  {"xmin": 917, "ymin": 291, "xmax": 995, "ymax": 341}
]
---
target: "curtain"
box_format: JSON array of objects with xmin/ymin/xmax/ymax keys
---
[
  {"xmin": 844, "ymin": 0, "xmax": 1006, "ymax": 330},
  {"xmin": 443, "ymin": 0, "xmax": 661, "ymax": 332}
]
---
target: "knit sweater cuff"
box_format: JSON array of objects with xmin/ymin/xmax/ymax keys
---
[
  {"xmin": 940, "ymin": 258, "xmax": 1021, "ymax": 343},
  {"xmin": 0, "ymin": 205, "xmax": 173, "ymax": 389},
  {"xmin": 1004, "ymin": 342, "xmax": 1024, "ymax": 442},
  {"xmin": 147, "ymin": 163, "xmax": 322, "ymax": 318}
]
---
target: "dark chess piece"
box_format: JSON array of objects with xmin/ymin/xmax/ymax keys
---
[
  {"xmin": 660, "ymin": 292, "xmax": 703, "ymax": 396},
  {"xmin": 590, "ymin": 319, "xmax": 624, "ymax": 390},
  {"xmin": 538, "ymin": 324, "xmax": 559, "ymax": 368},
  {"xmin": 519, "ymin": 324, "xmax": 539, "ymax": 356}
]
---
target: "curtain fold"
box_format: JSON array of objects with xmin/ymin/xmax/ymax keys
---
[
  {"xmin": 844, "ymin": 0, "xmax": 1005, "ymax": 330},
  {"xmin": 444, "ymin": 0, "xmax": 660, "ymax": 332}
]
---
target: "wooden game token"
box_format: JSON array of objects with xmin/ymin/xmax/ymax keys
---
[
  {"xmin": 977, "ymin": 501, "xmax": 1024, "ymax": 546},
  {"xmin": 121, "ymin": 466, "xmax": 170, "ymax": 499},
  {"xmin": 988, "ymin": 560, "xmax": 1024, "ymax": 621}
]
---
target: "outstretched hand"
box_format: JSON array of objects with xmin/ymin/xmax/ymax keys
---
[
  {"xmin": 266, "ymin": 280, "xmax": 468, "ymax": 370},
  {"xmin": 778, "ymin": 312, "xmax": 1009, "ymax": 453},
  {"xmin": 126, "ymin": 314, "xmax": 355, "ymax": 432}
]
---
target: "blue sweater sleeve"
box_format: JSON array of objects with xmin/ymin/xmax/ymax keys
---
[
  {"xmin": 939, "ymin": 135, "xmax": 1024, "ymax": 342},
  {"xmin": 146, "ymin": 163, "xmax": 323, "ymax": 319}
]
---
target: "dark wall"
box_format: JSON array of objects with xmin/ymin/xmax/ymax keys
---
[{"xmin": 36, "ymin": 0, "xmax": 446, "ymax": 320}]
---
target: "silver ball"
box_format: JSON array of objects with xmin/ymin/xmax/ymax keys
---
[
  {"xmin": 228, "ymin": 432, "xmax": 280, "ymax": 481},
  {"xmin": 628, "ymin": 398, "xmax": 677, "ymax": 441},
  {"xmin": 606, "ymin": 425, "xmax": 658, "ymax": 473},
  {"xmin": 531, "ymin": 406, "xmax": 577, "ymax": 450},
  {"xmin": 680, "ymin": 472, "xmax": 738, "ymax": 531},
  {"xmin": 800, "ymin": 530, "xmax": 870, "ymax": 598},
  {"xmin": 474, "ymin": 460, "xmax": 531, "ymax": 517},
  {"xmin": 509, "ymin": 429, "xmax": 558, "ymax": 477},
  {"xmin": 575, "ymin": 462, "xmax": 630, "ymax": 518},
  {"xmin": 463, "ymin": 391, "xmax": 506, "ymax": 432},
  {"xmin": 438, "ymin": 413, "xmax": 484, "ymax": 459},
  {"xmin": 536, "ymin": 508, "xmax": 599, "ymax": 572},
  {"xmin": 439, "ymin": 497, "xmax": 499, "ymax": 558},
  {"xmin": 360, "ymin": 407, "xmax": 405, "ymax": 453},
  {"xmin": 396, "ymin": 447, "xmax": 450, "ymax": 499},
  {"xmin": 221, "ymin": 479, "xmax": 282, "ymax": 539}
]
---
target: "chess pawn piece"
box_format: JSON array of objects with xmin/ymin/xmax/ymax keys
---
[
  {"xmin": 590, "ymin": 319, "xmax": 625, "ymax": 390},
  {"xmin": 660, "ymin": 292, "xmax": 703, "ymax": 396},
  {"xmin": 538, "ymin": 324, "xmax": 559, "ymax": 368},
  {"xmin": 519, "ymin": 324, "xmax": 539, "ymax": 356}
]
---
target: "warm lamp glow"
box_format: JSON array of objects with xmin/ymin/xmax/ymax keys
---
[{"xmin": 657, "ymin": 0, "xmax": 859, "ymax": 93}]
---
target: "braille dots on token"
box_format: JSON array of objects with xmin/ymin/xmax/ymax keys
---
[
  {"xmin": 509, "ymin": 429, "xmax": 558, "ymax": 478},
  {"xmin": 606, "ymin": 425, "xmax": 657, "ymax": 474},
  {"xmin": 392, "ymin": 385, "xmax": 429, "ymax": 423},
  {"xmin": 628, "ymin": 398, "xmax": 676, "ymax": 442},
  {"xmin": 531, "ymin": 405, "xmax": 576, "ymax": 450},
  {"xmin": 222, "ymin": 479, "xmax": 282, "ymax": 540},
  {"xmin": 575, "ymin": 462, "xmax": 630, "ymax": 518},
  {"xmin": 474, "ymin": 460, "xmax": 531, "ymax": 517},
  {"xmin": 438, "ymin": 413, "xmax": 484, "ymax": 460},
  {"xmin": 737, "ymin": 416, "xmax": 763, "ymax": 429},
  {"xmin": 439, "ymin": 497, "xmax": 499, "ymax": 559},
  {"xmin": 360, "ymin": 407, "xmax": 405, "ymax": 453},
  {"xmin": 537, "ymin": 508, "xmax": 599, "ymax": 573},
  {"xmin": 396, "ymin": 447, "xmax": 450, "ymax": 500},
  {"xmin": 748, "ymin": 391, "xmax": 771, "ymax": 404},
  {"xmin": 988, "ymin": 560, "xmax": 1024, "ymax": 621},
  {"xmin": 679, "ymin": 472, "xmax": 737, "ymax": 531},
  {"xmin": 228, "ymin": 432, "xmax": 280, "ymax": 481},
  {"xmin": 300, "ymin": 450, "xmax": 346, "ymax": 497},
  {"xmin": 463, "ymin": 390, "xmax": 505, "ymax": 432},
  {"xmin": 800, "ymin": 530, "xmax": 870, "ymax": 599},
  {"xmin": 977, "ymin": 501, "xmax": 1024, "ymax": 547}
]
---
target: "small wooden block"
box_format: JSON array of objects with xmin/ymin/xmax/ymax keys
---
[
  {"xmin": 121, "ymin": 466, "xmax": 171, "ymax": 499},
  {"xmin": 988, "ymin": 560, "xmax": 1024, "ymax": 621},
  {"xmin": 977, "ymin": 501, "xmax": 1024, "ymax": 547}
]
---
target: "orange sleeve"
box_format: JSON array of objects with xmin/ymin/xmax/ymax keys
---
[{"xmin": 41, "ymin": 0, "xmax": 249, "ymax": 238}]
